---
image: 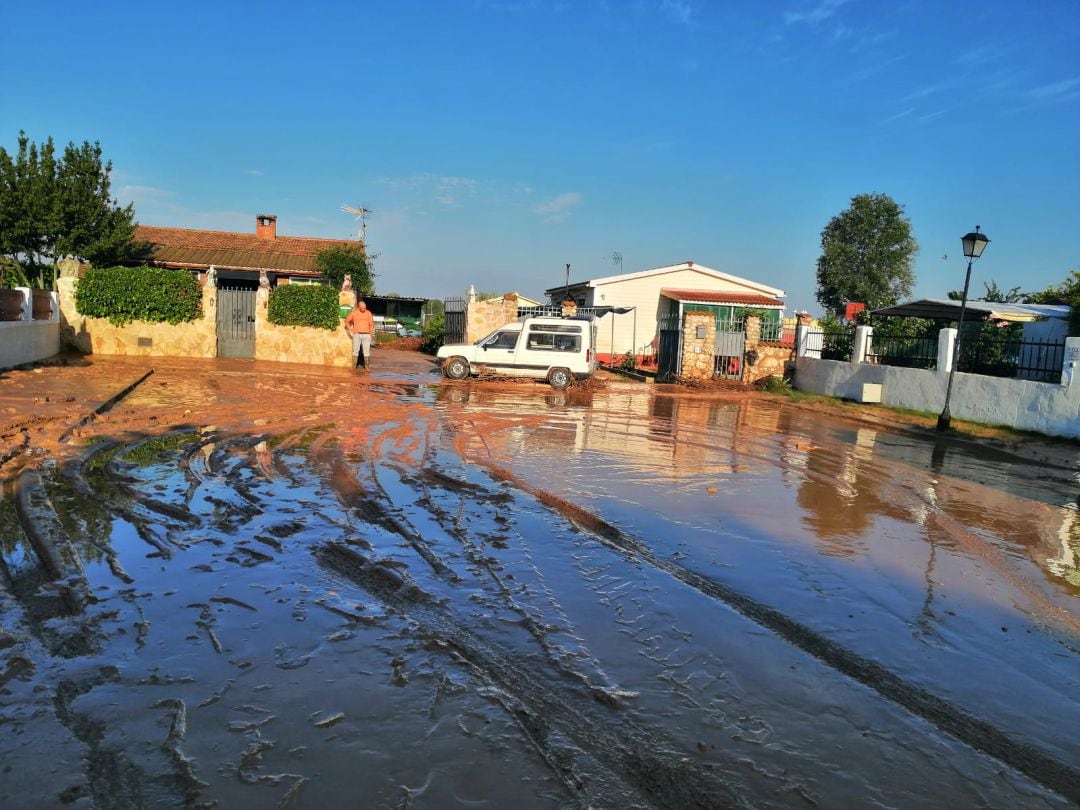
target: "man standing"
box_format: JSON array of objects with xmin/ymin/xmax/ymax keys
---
[{"xmin": 345, "ymin": 299, "xmax": 375, "ymax": 369}]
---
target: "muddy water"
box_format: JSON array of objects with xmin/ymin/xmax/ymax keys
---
[{"xmin": 0, "ymin": 353, "xmax": 1077, "ymax": 809}]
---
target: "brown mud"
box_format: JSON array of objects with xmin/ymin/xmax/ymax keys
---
[{"xmin": 0, "ymin": 350, "xmax": 1077, "ymax": 808}]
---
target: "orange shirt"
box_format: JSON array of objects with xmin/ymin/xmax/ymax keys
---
[{"xmin": 345, "ymin": 308, "xmax": 375, "ymax": 335}]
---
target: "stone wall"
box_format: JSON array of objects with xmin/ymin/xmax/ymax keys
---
[
  {"xmin": 466, "ymin": 294, "xmax": 520, "ymax": 343},
  {"xmin": 253, "ymin": 286, "xmax": 354, "ymax": 367},
  {"xmin": 744, "ymin": 344, "xmax": 793, "ymax": 384},
  {"xmin": 58, "ymin": 277, "xmax": 360, "ymax": 367},
  {"xmin": 57, "ymin": 277, "xmax": 218, "ymax": 358},
  {"xmin": 680, "ymin": 311, "xmax": 716, "ymax": 380}
]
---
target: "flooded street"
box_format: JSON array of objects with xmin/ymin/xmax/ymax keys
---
[{"xmin": 0, "ymin": 351, "xmax": 1077, "ymax": 809}]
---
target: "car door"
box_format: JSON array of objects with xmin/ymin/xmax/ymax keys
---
[{"xmin": 478, "ymin": 329, "xmax": 520, "ymax": 373}]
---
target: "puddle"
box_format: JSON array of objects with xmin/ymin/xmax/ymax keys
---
[{"xmin": 0, "ymin": 354, "xmax": 1077, "ymax": 808}]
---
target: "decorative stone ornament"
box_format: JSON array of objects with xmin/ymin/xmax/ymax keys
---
[{"xmin": 259, "ymin": 269, "xmax": 270, "ymax": 289}]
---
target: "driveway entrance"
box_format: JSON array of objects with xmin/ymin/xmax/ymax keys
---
[{"xmin": 216, "ymin": 286, "xmax": 256, "ymax": 358}]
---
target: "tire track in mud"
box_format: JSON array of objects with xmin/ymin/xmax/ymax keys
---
[
  {"xmin": 57, "ymin": 369, "xmax": 155, "ymax": 445},
  {"xmin": 470, "ymin": 459, "xmax": 1080, "ymax": 804},
  {"xmin": 314, "ymin": 540, "xmax": 752, "ymax": 810}
]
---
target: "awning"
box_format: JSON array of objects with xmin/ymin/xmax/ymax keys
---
[{"xmin": 872, "ymin": 299, "xmax": 1070, "ymax": 323}]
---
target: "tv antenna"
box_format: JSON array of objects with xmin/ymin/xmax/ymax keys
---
[
  {"xmin": 339, "ymin": 203, "xmax": 373, "ymax": 243},
  {"xmin": 611, "ymin": 251, "xmax": 623, "ymax": 273}
]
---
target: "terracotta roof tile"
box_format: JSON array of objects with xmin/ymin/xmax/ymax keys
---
[
  {"xmin": 660, "ymin": 288, "xmax": 784, "ymax": 307},
  {"xmin": 133, "ymin": 225, "xmax": 359, "ymax": 275}
]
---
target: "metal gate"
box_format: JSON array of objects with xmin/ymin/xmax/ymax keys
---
[
  {"xmin": 656, "ymin": 313, "xmax": 681, "ymax": 381},
  {"xmin": 217, "ymin": 286, "xmax": 256, "ymax": 359},
  {"xmin": 444, "ymin": 296, "xmax": 466, "ymax": 345},
  {"xmin": 714, "ymin": 319, "xmax": 746, "ymax": 380}
]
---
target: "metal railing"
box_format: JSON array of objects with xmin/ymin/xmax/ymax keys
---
[
  {"xmin": 758, "ymin": 320, "xmax": 783, "ymax": 342},
  {"xmin": 959, "ymin": 335, "xmax": 1065, "ymax": 383},
  {"xmin": 804, "ymin": 328, "xmax": 855, "ymax": 361},
  {"xmin": 517, "ymin": 305, "xmax": 613, "ymax": 319},
  {"xmin": 866, "ymin": 335, "xmax": 938, "ymax": 370}
]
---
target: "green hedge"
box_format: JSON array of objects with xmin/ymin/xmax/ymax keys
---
[
  {"xmin": 75, "ymin": 266, "xmax": 202, "ymax": 326},
  {"xmin": 267, "ymin": 284, "xmax": 339, "ymax": 330}
]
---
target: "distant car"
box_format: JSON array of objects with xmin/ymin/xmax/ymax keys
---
[{"xmin": 397, "ymin": 325, "xmax": 422, "ymax": 337}]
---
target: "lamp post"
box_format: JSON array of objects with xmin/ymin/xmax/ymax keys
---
[{"xmin": 937, "ymin": 226, "xmax": 990, "ymax": 431}]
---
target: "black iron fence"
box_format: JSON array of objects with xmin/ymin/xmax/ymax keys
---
[
  {"xmin": 804, "ymin": 328, "xmax": 855, "ymax": 361},
  {"xmin": 866, "ymin": 335, "xmax": 938, "ymax": 370},
  {"xmin": 959, "ymin": 335, "xmax": 1065, "ymax": 383}
]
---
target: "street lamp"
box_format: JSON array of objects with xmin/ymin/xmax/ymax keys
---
[{"xmin": 937, "ymin": 226, "xmax": 990, "ymax": 431}]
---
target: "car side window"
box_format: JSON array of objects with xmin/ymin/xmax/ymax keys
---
[
  {"xmin": 487, "ymin": 331, "xmax": 519, "ymax": 349},
  {"xmin": 527, "ymin": 328, "xmax": 580, "ymax": 352}
]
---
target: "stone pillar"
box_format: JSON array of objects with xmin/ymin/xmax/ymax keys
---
[
  {"xmin": 854, "ymin": 325, "xmax": 873, "ymax": 363},
  {"xmin": 503, "ymin": 293, "xmax": 519, "ymax": 324},
  {"xmin": 57, "ymin": 276, "xmax": 90, "ymax": 353},
  {"xmin": 937, "ymin": 327, "xmax": 956, "ymax": 373},
  {"xmin": 1061, "ymin": 337, "xmax": 1080, "ymax": 387},
  {"xmin": 744, "ymin": 315, "xmax": 761, "ymax": 353},
  {"xmin": 338, "ymin": 282, "xmax": 357, "ymax": 315},
  {"xmin": 680, "ymin": 311, "xmax": 716, "ymax": 381}
]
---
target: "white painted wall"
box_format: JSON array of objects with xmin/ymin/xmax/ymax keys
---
[
  {"xmin": 0, "ymin": 289, "xmax": 61, "ymax": 369},
  {"xmin": 794, "ymin": 356, "xmax": 1080, "ymax": 439},
  {"xmin": 0, "ymin": 321, "xmax": 61, "ymax": 368}
]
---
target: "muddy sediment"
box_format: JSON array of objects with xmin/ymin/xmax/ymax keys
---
[{"xmin": 0, "ymin": 351, "xmax": 1077, "ymax": 809}]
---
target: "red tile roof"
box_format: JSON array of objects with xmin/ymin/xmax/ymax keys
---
[
  {"xmin": 660, "ymin": 288, "xmax": 784, "ymax": 307},
  {"xmin": 133, "ymin": 225, "xmax": 360, "ymax": 275}
]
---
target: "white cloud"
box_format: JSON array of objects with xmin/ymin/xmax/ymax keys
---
[
  {"xmin": 433, "ymin": 176, "xmax": 479, "ymax": 206},
  {"xmin": 1028, "ymin": 76, "xmax": 1080, "ymax": 103},
  {"xmin": 784, "ymin": 0, "xmax": 853, "ymax": 26},
  {"xmin": 660, "ymin": 0, "xmax": 695, "ymax": 27},
  {"xmin": 532, "ymin": 191, "xmax": 583, "ymax": 223},
  {"xmin": 245, "ymin": 169, "xmax": 265, "ymax": 176},
  {"xmin": 375, "ymin": 173, "xmax": 480, "ymax": 206}
]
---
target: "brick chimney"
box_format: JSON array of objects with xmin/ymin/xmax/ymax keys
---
[{"xmin": 256, "ymin": 214, "xmax": 277, "ymax": 239}]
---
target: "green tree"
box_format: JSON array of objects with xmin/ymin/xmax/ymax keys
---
[
  {"xmin": 0, "ymin": 131, "xmax": 137, "ymax": 288},
  {"xmin": 315, "ymin": 244, "xmax": 373, "ymax": 293},
  {"xmin": 1027, "ymin": 269, "xmax": 1080, "ymax": 335},
  {"xmin": 947, "ymin": 279, "xmax": 1026, "ymax": 303},
  {"xmin": 815, "ymin": 193, "xmax": 918, "ymax": 317}
]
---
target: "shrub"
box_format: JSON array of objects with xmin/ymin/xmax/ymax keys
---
[
  {"xmin": 267, "ymin": 284, "xmax": 339, "ymax": 330},
  {"xmin": 75, "ymin": 266, "xmax": 202, "ymax": 326},
  {"xmin": 421, "ymin": 314, "xmax": 444, "ymax": 354}
]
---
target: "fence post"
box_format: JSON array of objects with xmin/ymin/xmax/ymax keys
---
[
  {"xmin": 16, "ymin": 287, "xmax": 31, "ymax": 322},
  {"xmin": 795, "ymin": 313, "xmax": 814, "ymax": 358},
  {"xmin": 854, "ymin": 325, "xmax": 873, "ymax": 363},
  {"xmin": 937, "ymin": 327, "xmax": 956, "ymax": 373},
  {"xmin": 1061, "ymin": 337, "xmax": 1080, "ymax": 388}
]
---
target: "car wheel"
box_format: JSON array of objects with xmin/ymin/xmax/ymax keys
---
[
  {"xmin": 548, "ymin": 367, "xmax": 572, "ymax": 389},
  {"xmin": 444, "ymin": 356, "xmax": 471, "ymax": 380}
]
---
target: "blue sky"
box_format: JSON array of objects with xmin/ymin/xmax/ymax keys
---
[{"xmin": 4, "ymin": 0, "xmax": 1078, "ymax": 312}]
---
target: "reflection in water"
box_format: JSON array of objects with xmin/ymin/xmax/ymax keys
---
[{"xmin": 435, "ymin": 383, "xmax": 1080, "ymax": 597}]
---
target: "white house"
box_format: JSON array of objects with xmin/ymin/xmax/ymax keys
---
[{"xmin": 544, "ymin": 261, "xmax": 785, "ymax": 364}]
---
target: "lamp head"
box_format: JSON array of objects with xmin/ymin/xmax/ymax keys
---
[{"xmin": 961, "ymin": 226, "xmax": 990, "ymax": 260}]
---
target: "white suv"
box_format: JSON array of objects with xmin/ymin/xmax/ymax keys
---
[{"xmin": 437, "ymin": 316, "xmax": 598, "ymax": 389}]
